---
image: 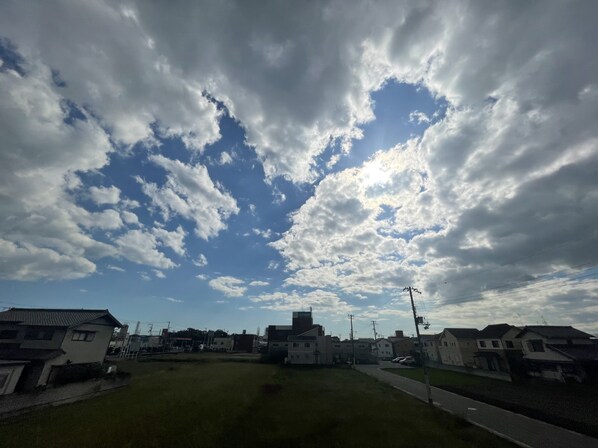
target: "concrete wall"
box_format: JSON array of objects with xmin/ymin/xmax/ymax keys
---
[
  {"xmin": 0, "ymin": 364, "xmax": 25, "ymax": 395},
  {"xmin": 0, "ymin": 377, "xmax": 129, "ymax": 419}
]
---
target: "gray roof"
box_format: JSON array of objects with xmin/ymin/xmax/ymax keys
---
[
  {"xmin": 444, "ymin": 328, "xmax": 480, "ymax": 339},
  {"xmin": 0, "ymin": 308, "xmax": 122, "ymax": 328},
  {"xmin": 516, "ymin": 326, "xmax": 595, "ymax": 339},
  {"xmin": 478, "ymin": 324, "xmax": 514, "ymax": 339}
]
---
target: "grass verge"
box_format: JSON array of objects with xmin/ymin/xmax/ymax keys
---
[{"xmin": 0, "ymin": 361, "xmax": 516, "ymax": 448}]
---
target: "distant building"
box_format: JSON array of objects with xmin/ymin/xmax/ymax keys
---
[
  {"xmin": 0, "ymin": 308, "xmax": 121, "ymax": 391},
  {"xmin": 211, "ymin": 336, "xmax": 234, "ymax": 352},
  {"xmin": 372, "ymin": 338, "xmax": 394, "ymax": 360},
  {"xmin": 474, "ymin": 323, "xmax": 523, "ymax": 374},
  {"xmin": 388, "ymin": 330, "xmax": 414, "ymax": 358},
  {"xmin": 288, "ymin": 327, "xmax": 333, "ymax": 365},
  {"xmin": 331, "ymin": 338, "xmax": 375, "ymax": 364},
  {"xmin": 233, "ymin": 331, "xmax": 257, "ymax": 353},
  {"xmin": 438, "ymin": 328, "xmax": 479, "ymax": 367},
  {"xmin": 421, "ymin": 334, "xmax": 441, "ymax": 363},
  {"xmin": 266, "ymin": 310, "xmax": 323, "ymax": 360}
]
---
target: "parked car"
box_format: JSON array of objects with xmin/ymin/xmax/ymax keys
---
[
  {"xmin": 399, "ymin": 356, "xmax": 415, "ymax": 365},
  {"xmin": 391, "ymin": 356, "xmax": 406, "ymax": 363}
]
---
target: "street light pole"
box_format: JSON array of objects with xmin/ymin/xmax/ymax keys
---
[{"xmin": 404, "ymin": 286, "xmax": 433, "ymax": 405}]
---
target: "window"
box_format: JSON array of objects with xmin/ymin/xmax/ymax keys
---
[
  {"xmin": 491, "ymin": 340, "xmax": 500, "ymax": 348},
  {"xmin": 479, "ymin": 340, "xmax": 487, "ymax": 348},
  {"xmin": 506, "ymin": 340, "xmax": 514, "ymax": 348},
  {"xmin": 25, "ymin": 328, "xmax": 54, "ymax": 340},
  {"xmin": 0, "ymin": 330, "xmax": 18, "ymax": 340},
  {"xmin": 293, "ymin": 342, "xmax": 298, "ymax": 347},
  {"xmin": 72, "ymin": 331, "xmax": 95, "ymax": 342},
  {"xmin": 304, "ymin": 342, "xmax": 311, "ymax": 348},
  {"xmin": 444, "ymin": 341, "xmax": 448, "ymax": 347},
  {"xmin": 272, "ymin": 343, "xmax": 279, "ymax": 347},
  {"xmin": 527, "ymin": 339, "xmax": 544, "ymax": 352}
]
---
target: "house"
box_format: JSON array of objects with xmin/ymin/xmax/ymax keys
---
[
  {"xmin": 372, "ymin": 338, "xmax": 394, "ymax": 360},
  {"xmin": 0, "ymin": 308, "xmax": 121, "ymax": 391},
  {"xmin": 266, "ymin": 310, "xmax": 323, "ymax": 360},
  {"xmin": 421, "ymin": 334, "xmax": 441, "ymax": 363},
  {"xmin": 287, "ymin": 327, "xmax": 333, "ymax": 365},
  {"xmin": 516, "ymin": 325, "xmax": 598, "ymax": 382},
  {"xmin": 331, "ymin": 338, "xmax": 376, "ymax": 364},
  {"xmin": 388, "ymin": 330, "xmax": 414, "ymax": 358},
  {"xmin": 437, "ymin": 328, "xmax": 479, "ymax": 367},
  {"xmin": 211, "ymin": 336, "xmax": 234, "ymax": 352},
  {"xmin": 473, "ymin": 323, "xmax": 523, "ymax": 374}
]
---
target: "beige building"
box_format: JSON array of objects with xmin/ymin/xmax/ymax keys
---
[
  {"xmin": 373, "ymin": 338, "xmax": 394, "ymax": 360},
  {"xmin": 288, "ymin": 327, "xmax": 333, "ymax": 365},
  {"xmin": 474, "ymin": 324, "xmax": 522, "ymax": 373},
  {"xmin": 438, "ymin": 328, "xmax": 479, "ymax": 367},
  {"xmin": 0, "ymin": 308, "xmax": 121, "ymax": 391},
  {"xmin": 421, "ymin": 334, "xmax": 441, "ymax": 363}
]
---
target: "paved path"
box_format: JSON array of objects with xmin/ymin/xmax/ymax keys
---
[{"xmin": 355, "ymin": 364, "xmax": 598, "ymax": 448}]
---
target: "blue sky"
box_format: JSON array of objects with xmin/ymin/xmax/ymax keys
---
[{"xmin": 1, "ymin": 1, "xmax": 597, "ymax": 338}]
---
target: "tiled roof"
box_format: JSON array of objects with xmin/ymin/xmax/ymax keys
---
[
  {"xmin": 0, "ymin": 308, "xmax": 122, "ymax": 328},
  {"xmin": 444, "ymin": 328, "xmax": 480, "ymax": 339},
  {"xmin": 478, "ymin": 324, "xmax": 514, "ymax": 339},
  {"xmin": 517, "ymin": 326, "xmax": 595, "ymax": 339}
]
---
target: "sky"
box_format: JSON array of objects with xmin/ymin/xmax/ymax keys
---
[{"xmin": 0, "ymin": 1, "xmax": 597, "ymax": 339}]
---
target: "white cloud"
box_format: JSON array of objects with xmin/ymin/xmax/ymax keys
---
[
  {"xmin": 250, "ymin": 289, "xmax": 353, "ymax": 315},
  {"xmin": 89, "ymin": 186, "xmax": 121, "ymax": 205},
  {"xmin": 252, "ymin": 228, "xmax": 273, "ymax": 239},
  {"xmin": 249, "ymin": 280, "xmax": 269, "ymax": 287},
  {"xmin": 107, "ymin": 264, "xmax": 125, "ymax": 272},
  {"xmin": 115, "ymin": 229, "xmax": 176, "ymax": 270},
  {"xmin": 165, "ymin": 297, "xmax": 183, "ymax": 303},
  {"xmin": 152, "ymin": 225, "xmax": 187, "ymax": 257},
  {"xmin": 193, "ymin": 253, "xmax": 208, "ymax": 267},
  {"xmin": 408, "ymin": 111, "xmax": 430, "ymax": 125},
  {"xmin": 208, "ymin": 276, "xmax": 247, "ymax": 298},
  {"xmin": 218, "ymin": 151, "xmax": 234, "ymax": 165},
  {"xmin": 139, "ymin": 271, "xmax": 151, "ymax": 281},
  {"xmin": 152, "ymin": 269, "xmax": 166, "ymax": 278},
  {"xmin": 196, "ymin": 273, "xmax": 208, "ymax": 280},
  {"xmin": 121, "ymin": 210, "xmax": 140, "ymax": 226},
  {"xmin": 137, "ymin": 155, "xmax": 239, "ymax": 239}
]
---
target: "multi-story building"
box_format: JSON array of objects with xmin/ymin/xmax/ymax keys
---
[
  {"xmin": 437, "ymin": 328, "xmax": 479, "ymax": 367},
  {"xmin": 473, "ymin": 323, "xmax": 523, "ymax": 373},
  {"xmin": 266, "ymin": 310, "xmax": 323, "ymax": 360}
]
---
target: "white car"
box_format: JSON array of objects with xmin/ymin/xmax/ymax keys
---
[
  {"xmin": 399, "ymin": 356, "xmax": 415, "ymax": 365},
  {"xmin": 391, "ymin": 356, "xmax": 406, "ymax": 363}
]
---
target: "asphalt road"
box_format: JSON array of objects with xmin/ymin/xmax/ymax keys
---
[{"xmin": 355, "ymin": 363, "xmax": 598, "ymax": 448}]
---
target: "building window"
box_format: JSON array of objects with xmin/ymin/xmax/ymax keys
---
[
  {"xmin": 479, "ymin": 341, "xmax": 486, "ymax": 347},
  {"xmin": 444, "ymin": 341, "xmax": 448, "ymax": 347},
  {"xmin": 25, "ymin": 328, "xmax": 54, "ymax": 340},
  {"xmin": 527, "ymin": 340, "xmax": 544, "ymax": 352},
  {"xmin": 0, "ymin": 330, "xmax": 18, "ymax": 340},
  {"xmin": 272, "ymin": 343, "xmax": 279, "ymax": 347},
  {"xmin": 491, "ymin": 340, "xmax": 500, "ymax": 348},
  {"xmin": 293, "ymin": 342, "xmax": 298, "ymax": 347},
  {"xmin": 72, "ymin": 331, "xmax": 95, "ymax": 342},
  {"xmin": 304, "ymin": 343, "xmax": 311, "ymax": 348},
  {"xmin": 506, "ymin": 340, "xmax": 514, "ymax": 348}
]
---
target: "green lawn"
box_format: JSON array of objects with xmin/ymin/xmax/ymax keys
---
[{"xmin": 0, "ymin": 360, "xmax": 516, "ymax": 448}]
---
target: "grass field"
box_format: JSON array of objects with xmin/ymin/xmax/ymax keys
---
[
  {"xmin": 0, "ymin": 359, "xmax": 517, "ymax": 448},
  {"xmin": 385, "ymin": 367, "xmax": 598, "ymax": 437}
]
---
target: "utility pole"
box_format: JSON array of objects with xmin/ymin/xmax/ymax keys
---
[
  {"xmin": 404, "ymin": 286, "xmax": 433, "ymax": 405},
  {"xmin": 348, "ymin": 314, "xmax": 355, "ymax": 366},
  {"xmin": 372, "ymin": 320, "xmax": 379, "ymax": 360}
]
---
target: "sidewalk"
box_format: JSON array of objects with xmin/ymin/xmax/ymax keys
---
[{"xmin": 355, "ymin": 364, "xmax": 598, "ymax": 448}]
